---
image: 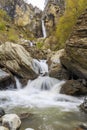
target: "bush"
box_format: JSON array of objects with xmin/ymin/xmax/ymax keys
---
[
  {"xmin": 8, "ymin": 29, "xmax": 18, "ymax": 42},
  {"xmin": 55, "ymin": 0, "xmax": 87, "ymax": 49},
  {"xmin": 0, "ymin": 21, "xmax": 5, "ymax": 30}
]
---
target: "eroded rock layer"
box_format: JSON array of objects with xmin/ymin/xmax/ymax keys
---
[{"xmin": 61, "ymin": 9, "xmax": 87, "ymax": 79}]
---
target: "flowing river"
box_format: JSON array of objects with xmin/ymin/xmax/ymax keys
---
[{"xmin": 0, "ymin": 59, "xmax": 87, "ymax": 130}]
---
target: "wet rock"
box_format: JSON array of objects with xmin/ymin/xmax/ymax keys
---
[
  {"xmin": 60, "ymin": 80, "xmax": 87, "ymax": 96},
  {"xmin": 0, "ymin": 126, "xmax": 9, "ymax": 130},
  {"xmin": 0, "ymin": 108, "xmax": 5, "ymax": 118},
  {"xmin": 74, "ymin": 124, "xmax": 87, "ymax": 130},
  {"xmin": 0, "ymin": 42, "xmax": 37, "ymax": 80},
  {"xmin": 0, "ymin": 69, "xmax": 15, "ymax": 90},
  {"xmin": 61, "ymin": 9, "xmax": 87, "ymax": 80},
  {"xmin": 80, "ymin": 97, "xmax": 87, "ymax": 112},
  {"xmin": 19, "ymin": 113, "xmax": 33, "ymax": 119},
  {"xmin": 2, "ymin": 114, "xmax": 21, "ymax": 130}
]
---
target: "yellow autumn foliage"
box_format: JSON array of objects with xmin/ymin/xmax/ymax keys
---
[{"xmin": 55, "ymin": 0, "xmax": 87, "ymax": 49}]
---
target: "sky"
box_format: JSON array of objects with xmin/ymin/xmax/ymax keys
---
[{"xmin": 24, "ymin": 0, "xmax": 45, "ymax": 10}]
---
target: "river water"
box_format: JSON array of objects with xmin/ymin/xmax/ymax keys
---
[{"xmin": 0, "ymin": 59, "xmax": 87, "ymax": 130}]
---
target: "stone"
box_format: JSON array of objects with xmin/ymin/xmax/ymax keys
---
[
  {"xmin": 61, "ymin": 9, "xmax": 87, "ymax": 80},
  {"xmin": 0, "ymin": 69, "xmax": 15, "ymax": 90},
  {"xmin": 74, "ymin": 124, "xmax": 87, "ymax": 130},
  {"xmin": 60, "ymin": 80, "xmax": 87, "ymax": 96},
  {"xmin": 0, "ymin": 126, "xmax": 9, "ymax": 130},
  {"xmin": 25, "ymin": 128, "xmax": 35, "ymax": 130},
  {"xmin": 2, "ymin": 114, "xmax": 21, "ymax": 130},
  {"xmin": 49, "ymin": 49, "xmax": 69, "ymax": 80},
  {"xmin": 0, "ymin": 42, "xmax": 37, "ymax": 80},
  {"xmin": 0, "ymin": 108, "xmax": 5, "ymax": 118},
  {"xmin": 80, "ymin": 97, "xmax": 87, "ymax": 112}
]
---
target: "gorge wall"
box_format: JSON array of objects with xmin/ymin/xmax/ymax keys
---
[
  {"xmin": 43, "ymin": 0, "xmax": 65, "ymax": 36},
  {"xmin": 0, "ymin": 0, "xmax": 43, "ymax": 38},
  {"xmin": 61, "ymin": 9, "xmax": 87, "ymax": 79}
]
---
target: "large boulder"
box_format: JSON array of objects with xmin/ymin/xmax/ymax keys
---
[
  {"xmin": 0, "ymin": 69, "xmax": 15, "ymax": 89},
  {"xmin": 0, "ymin": 42, "xmax": 37, "ymax": 80},
  {"xmin": 49, "ymin": 49, "xmax": 69, "ymax": 80},
  {"xmin": 61, "ymin": 9, "xmax": 87, "ymax": 80},
  {"xmin": 2, "ymin": 114, "xmax": 21, "ymax": 130},
  {"xmin": 60, "ymin": 80, "xmax": 87, "ymax": 96}
]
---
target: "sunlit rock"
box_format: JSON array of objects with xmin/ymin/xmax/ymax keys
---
[
  {"xmin": 2, "ymin": 114, "xmax": 21, "ymax": 130},
  {"xmin": 0, "ymin": 42, "xmax": 37, "ymax": 80},
  {"xmin": 0, "ymin": 126, "xmax": 9, "ymax": 130}
]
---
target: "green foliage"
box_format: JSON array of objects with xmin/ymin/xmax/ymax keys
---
[
  {"xmin": 8, "ymin": 29, "xmax": 18, "ymax": 42},
  {"xmin": 0, "ymin": 9, "xmax": 10, "ymax": 21},
  {"xmin": 55, "ymin": 0, "xmax": 87, "ymax": 49},
  {"xmin": 36, "ymin": 42, "xmax": 44, "ymax": 49},
  {"xmin": 0, "ymin": 21, "xmax": 5, "ymax": 30}
]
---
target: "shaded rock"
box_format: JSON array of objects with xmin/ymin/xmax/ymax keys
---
[
  {"xmin": 21, "ymin": 42, "xmax": 47, "ymax": 60},
  {"xmin": 2, "ymin": 114, "xmax": 21, "ymax": 130},
  {"xmin": 19, "ymin": 113, "xmax": 33, "ymax": 120},
  {"xmin": 0, "ymin": 126, "xmax": 9, "ymax": 130},
  {"xmin": 0, "ymin": 69, "xmax": 15, "ymax": 90},
  {"xmin": 74, "ymin": 124, "xmax": 87, "ymax": 130},
  {"xmin": 61, "ymin": 9, "xmax": 87, "ymax": 80},
  {"xmin": 49, "ymin": 63, "xmax": 69, "ymax": 80},
  {"xmin": 60, "ymin": 80, "xmax": 87, "ymax": 96},
  {"xmin": 0, "ymin": 42, "xmax": 37, "ymax": 80},
  {"xmin": 49, "ymin": 49, "xmax": 69, "ymax": 80},
  {"xmin": 0, "ymin": 108, "xmax": 5, "ymax": 118}
]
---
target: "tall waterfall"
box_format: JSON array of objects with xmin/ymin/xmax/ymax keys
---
[{"xmin": 42, "ymin": 20, "xmax": 47, "ymax": 38}]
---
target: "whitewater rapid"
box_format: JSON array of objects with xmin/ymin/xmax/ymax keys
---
[{"xmin": 0, "ymin": 59, "xmax": 83, "ymax": 112}]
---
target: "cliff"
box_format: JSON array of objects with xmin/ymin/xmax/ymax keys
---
[
  {"xmin": 43, "ymin": 0, "xmax": 65, "ymax": 36},
  {"xmin": 0, "ymin": 0, "xmax": 43, "ymax": 38},
  {"xmin": 61, "ymin": 9, "xmax": 87, "ymax": 79}
]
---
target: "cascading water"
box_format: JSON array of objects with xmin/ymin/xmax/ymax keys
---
[
  {"xmin": 42, "ymin": 20, "xmax": 47, "ymax": 38},
  {"xmin": 0, "ymin": 59, "xmax": 86, "ymax": 130},
  {"xmin": 0, "ymin": 59, "xmax": 83, "ymax": 110}
]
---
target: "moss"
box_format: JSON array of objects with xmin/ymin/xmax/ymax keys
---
[
  {"xmin": 36, "ymin": 42, "xmax": 44, "ymax": 49},
  {"xmin": 8, "ymin": 28, "xmax": 19, "ymax": 42}
]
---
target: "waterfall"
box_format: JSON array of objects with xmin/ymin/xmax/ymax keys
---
[
  {"xmin": 15, "ymin": 77, "xmax": 22, "ymax": 90},
  {"xmin": 0, "ymin": 60, "xmax": 83, "ymax": 111},
  {"xmin": 42, "ymin": 20, "xmax": 47, "ymax": 38},
  {"xmin": 32, "ymin": 59, "xmax": 48, "ymax": 75}
]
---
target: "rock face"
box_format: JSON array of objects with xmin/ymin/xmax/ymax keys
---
[
  {"xmin": 61, "ymin": 9, "xmax": 87, "ymax": 80},
  {"xmin": 2, "ymin": 114, "xmax": 21, "ymax": 130},
  {"xmin": 49, "ymin": 49, "xmax": 69, "ymax": 80},
  {"xmin": 0, "ymin": 69, "xmax": 15, "ymax": 89},
  {"xmin": 60, "ymin": 80, "xmax": 87, "ymax": 96},
  {"xmin": 0, "ymin": 42, "xmax": 37, "ymax": 80},
  {"xmin": 43, "ymin": 0, "xmax": 65, "ymax": 36},
  {"xmin": 0, "ymin": 0, "xmax": 42, "ymax": 38}
]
